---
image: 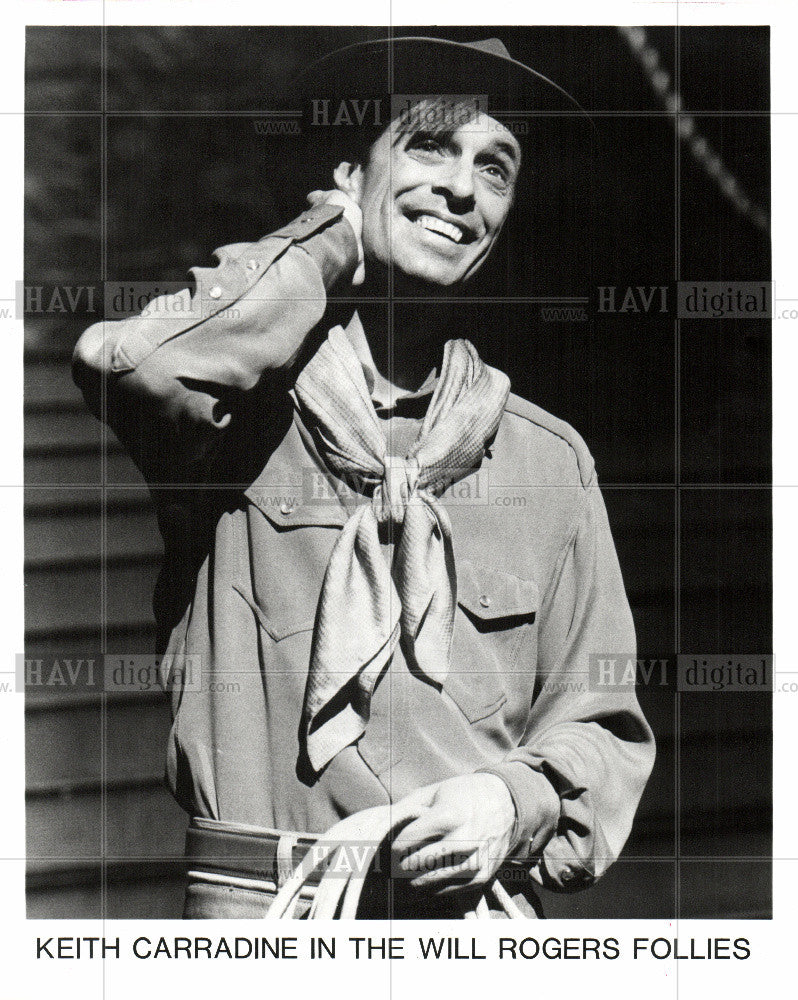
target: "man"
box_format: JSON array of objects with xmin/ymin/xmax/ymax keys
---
[{"xmin": 73, "ymin": 35, "xmax": 655, "ymax": 918}]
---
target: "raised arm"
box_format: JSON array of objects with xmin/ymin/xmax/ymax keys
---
[{"xmin": 72, "ymin": 200, "xmax": 359, "ymax": 482}]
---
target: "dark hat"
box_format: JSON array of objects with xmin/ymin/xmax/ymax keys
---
[{"xmin": 291, "ymin": 35, "xmax": 590, "ymax": 122}]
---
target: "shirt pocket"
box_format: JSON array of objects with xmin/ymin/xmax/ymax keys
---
[
  {"xmin": 444, "ymin": 559, "xmax": 540, "ymax": 727},
  {"xmin": 233, "ymin": 582, "xmax": 316, "ymax": 643},
  {"xmin": 240, "ymin": 488, "xmax": 345, "ymax": 643}
]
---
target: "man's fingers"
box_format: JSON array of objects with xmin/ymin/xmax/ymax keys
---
[
  {"xmin": 400, "ymin": 842, "xmax": 475, "ymax": 879},
  {"xmin": 407, "ymin": 853, "xmax": 483, "ymax": 889},
  {"xmin": 391, "ymin": 812, "xmax": 451, "ymax": 854},
  {"xmin": 433, "ymin": 877, "xmax": 487, "ymax": 895},
  {"xmin": 389, "ymin": 782, "xmax": 440, "ymax": 823}
]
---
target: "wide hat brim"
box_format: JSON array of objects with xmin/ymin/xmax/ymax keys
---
[{"xmin": 290, "ymin": 35, "xmax": 590, "ymax": 122}]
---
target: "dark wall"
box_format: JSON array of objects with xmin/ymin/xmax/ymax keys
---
[{"xmin": 25, "ymin": 26, "xmax": 771, "ymax": 919}]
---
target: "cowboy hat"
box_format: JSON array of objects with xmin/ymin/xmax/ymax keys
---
[{"xmin": 291, "ymin": 35, "xmax": 589, "ymax": 122}]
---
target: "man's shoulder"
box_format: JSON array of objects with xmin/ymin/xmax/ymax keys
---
[{"xmin": 499, "ymin": 391, "xmax": 596, "ymax": 488}]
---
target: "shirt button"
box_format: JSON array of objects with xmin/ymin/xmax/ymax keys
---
[
  {"xmin": 561, "ymin": 867, "xmax": 576, "ymax": 883},
  {"xmin": 208, "ymin": 285, "xmax": 223, "ymax": 299},
  {"xmin": 479, "ymin": 594, "xmax": 491, "ymax": 608},
  {"xmin": 246, "ymin": 259, "xmax": 260, "ymax": 271},
  {"xmin": 279, "ymin": 501, "xmax": 295, "ymax": 516}
]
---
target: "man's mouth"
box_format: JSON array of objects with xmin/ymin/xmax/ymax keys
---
[{"xmin": 405, "ymin": 211, "xmax": 476, "ymax": 245}]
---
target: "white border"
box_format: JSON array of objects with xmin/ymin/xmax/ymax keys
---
[{"xmin": 2, "ymin": 3, "xmax": 794, "ymax": 999}]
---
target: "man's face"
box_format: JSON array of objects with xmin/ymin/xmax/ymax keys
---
[{"xmin": 352, "ymin": 106, "xmax": 522, "ymax": 286}]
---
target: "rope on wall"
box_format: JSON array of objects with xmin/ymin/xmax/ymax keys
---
[{"xmin": 618, "ymin": 26, "xmax": 769, "ymax": 232}]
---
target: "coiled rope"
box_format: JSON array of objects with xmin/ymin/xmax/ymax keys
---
[{"xmin": 264, "ymin": 804, "xmax": 529, "ymax": 920}]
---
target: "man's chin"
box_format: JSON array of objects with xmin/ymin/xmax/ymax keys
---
[
  {"xmin": 391, "ymin": 253, "xmax": 476, "ymax": 291},
  {"xmin": 359, "ymin": 252, "xmax": 481, "ymax": 294},
  {"xmin": 393, "ymin": 268, "xmax": 467, "ymax": 294}
]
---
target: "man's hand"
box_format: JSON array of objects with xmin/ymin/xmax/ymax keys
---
[
  {"xmin": 390, "ymin": 774, "xmax": 517, "ymax": 894},
  {"xmin": 306, "ymin": 189, "xmax": 365, "ymax": 285}
]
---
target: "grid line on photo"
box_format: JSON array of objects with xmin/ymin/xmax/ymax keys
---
[
  {"xmin": 675, "ymin": 18, "xmax": 682, "ymax": 952},
  {"xmin": 20, "ymin": 23, "xmax": 773, "ymax": 934},
  {"xmin": 100, "ymin": 7, "xmax": 109, "ymax": 962}
]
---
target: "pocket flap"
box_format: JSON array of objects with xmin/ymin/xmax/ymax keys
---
[
  {"xmin": 243, "ymin": 417, "xmax": 349, "ymax": 530},
  {"xmin": 233, "ymin": 583, "xmax": 316, "ymax": 642},
  {"xmin": 457, "ymin": 560, "xmax": 539, "ymax": 624},
  {"xmin": 245, "ymin": 484, "xmax": 348, "ymax": 529}
]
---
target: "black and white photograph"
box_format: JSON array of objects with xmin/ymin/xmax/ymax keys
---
[
  {"xmin": 20, "ymin": 21, "xmax": 773, "ymax": 924},
  {"xmin": 4, "ymin": 3, "xmax": 793, "ymax": 995}
]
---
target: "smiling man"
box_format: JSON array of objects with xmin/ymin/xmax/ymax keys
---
[
  {"xmin": 341, "ymin": 98, "xmax": 521, "ymax": 286},
  {"xmin": 73, "ymin": 35, "xmax": 655, "ymax": 919}
]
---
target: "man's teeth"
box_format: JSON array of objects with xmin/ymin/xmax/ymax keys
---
[{"xmin": 413, "ymin": 215, "xmax": 464, "ymax": 243}]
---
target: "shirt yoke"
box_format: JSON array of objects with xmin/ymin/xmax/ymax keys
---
[{"xmin": 502, "ymin": 391, "xmax": 597, "ymax": 489}]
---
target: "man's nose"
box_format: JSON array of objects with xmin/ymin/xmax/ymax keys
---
[{"xmin": 432, "ymin": 157, "xmax": 476, "ymax": 209}]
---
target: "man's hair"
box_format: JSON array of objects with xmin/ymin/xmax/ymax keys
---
[
  {"xmin": 323, "ymin": 95, "xmax": 489, "ymax": 170},
  {"xmin": 391, "ymin": 95, "xmax": 486, "ymax": 148}
]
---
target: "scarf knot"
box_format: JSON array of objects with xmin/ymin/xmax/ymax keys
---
[
  {"xmin": 372, "ymin": 455, "xmax": 421, "ymax": 524},
  {"xmin": 293, "ymin": 326, "xmax": 510, "ymax": 772}
]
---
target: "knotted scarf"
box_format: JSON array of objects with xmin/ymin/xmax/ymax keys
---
[{"xmin": 293, "ymin": 326, "xmax": 510, "ymax": 771}]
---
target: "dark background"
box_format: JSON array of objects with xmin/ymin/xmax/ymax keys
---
[{"xmin": 24, "ymin": 26, "xmax": 771, "ymax": 918}]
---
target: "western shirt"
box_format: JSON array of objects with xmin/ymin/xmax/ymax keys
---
[{"xmin": 73, "ymin": 203, "xmax": 655, "ymax": 893}]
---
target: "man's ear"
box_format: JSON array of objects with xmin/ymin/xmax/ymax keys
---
[{"xmin": 332, "ymin": 161, "xmax": 364, "ymax": 206}]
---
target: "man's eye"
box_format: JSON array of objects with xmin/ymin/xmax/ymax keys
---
[
  {"xmin": 482, "ymin": 163, "xmax": 511, "ymax": 189},
  {"xmin": 409, "ymin": 137, "xmax": 445, "ymax": 155}
]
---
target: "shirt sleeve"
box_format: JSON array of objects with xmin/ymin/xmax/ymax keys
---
[
  {"xmin": 482, "ymin": 470, "xmax": 656, "ymax": 891},
  {"xmin": 72, "ymin": 203, "xmax": 358, "ymax": 482}
]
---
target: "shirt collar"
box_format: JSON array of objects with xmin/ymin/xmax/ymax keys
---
[{"xmin": 342, "ymin": 310, "xmax": 438, "ymax": 412}]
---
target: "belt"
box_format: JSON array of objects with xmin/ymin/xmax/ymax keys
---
[
  {"xmin": 185, "ymin": 815, "xmax": 542, "ymax": 918},
  {"xmin": 185, "ymin": 817, "xmax": 321, "ymax": 888}
]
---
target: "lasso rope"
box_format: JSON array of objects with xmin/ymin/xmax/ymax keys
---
[
  {"xmin": 264, "ymin": 804, "xmax": 529, "ymax": 920},
  {"xmin": 618, "ymin": 26, "xmax": 769, "ymax": 232}
]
